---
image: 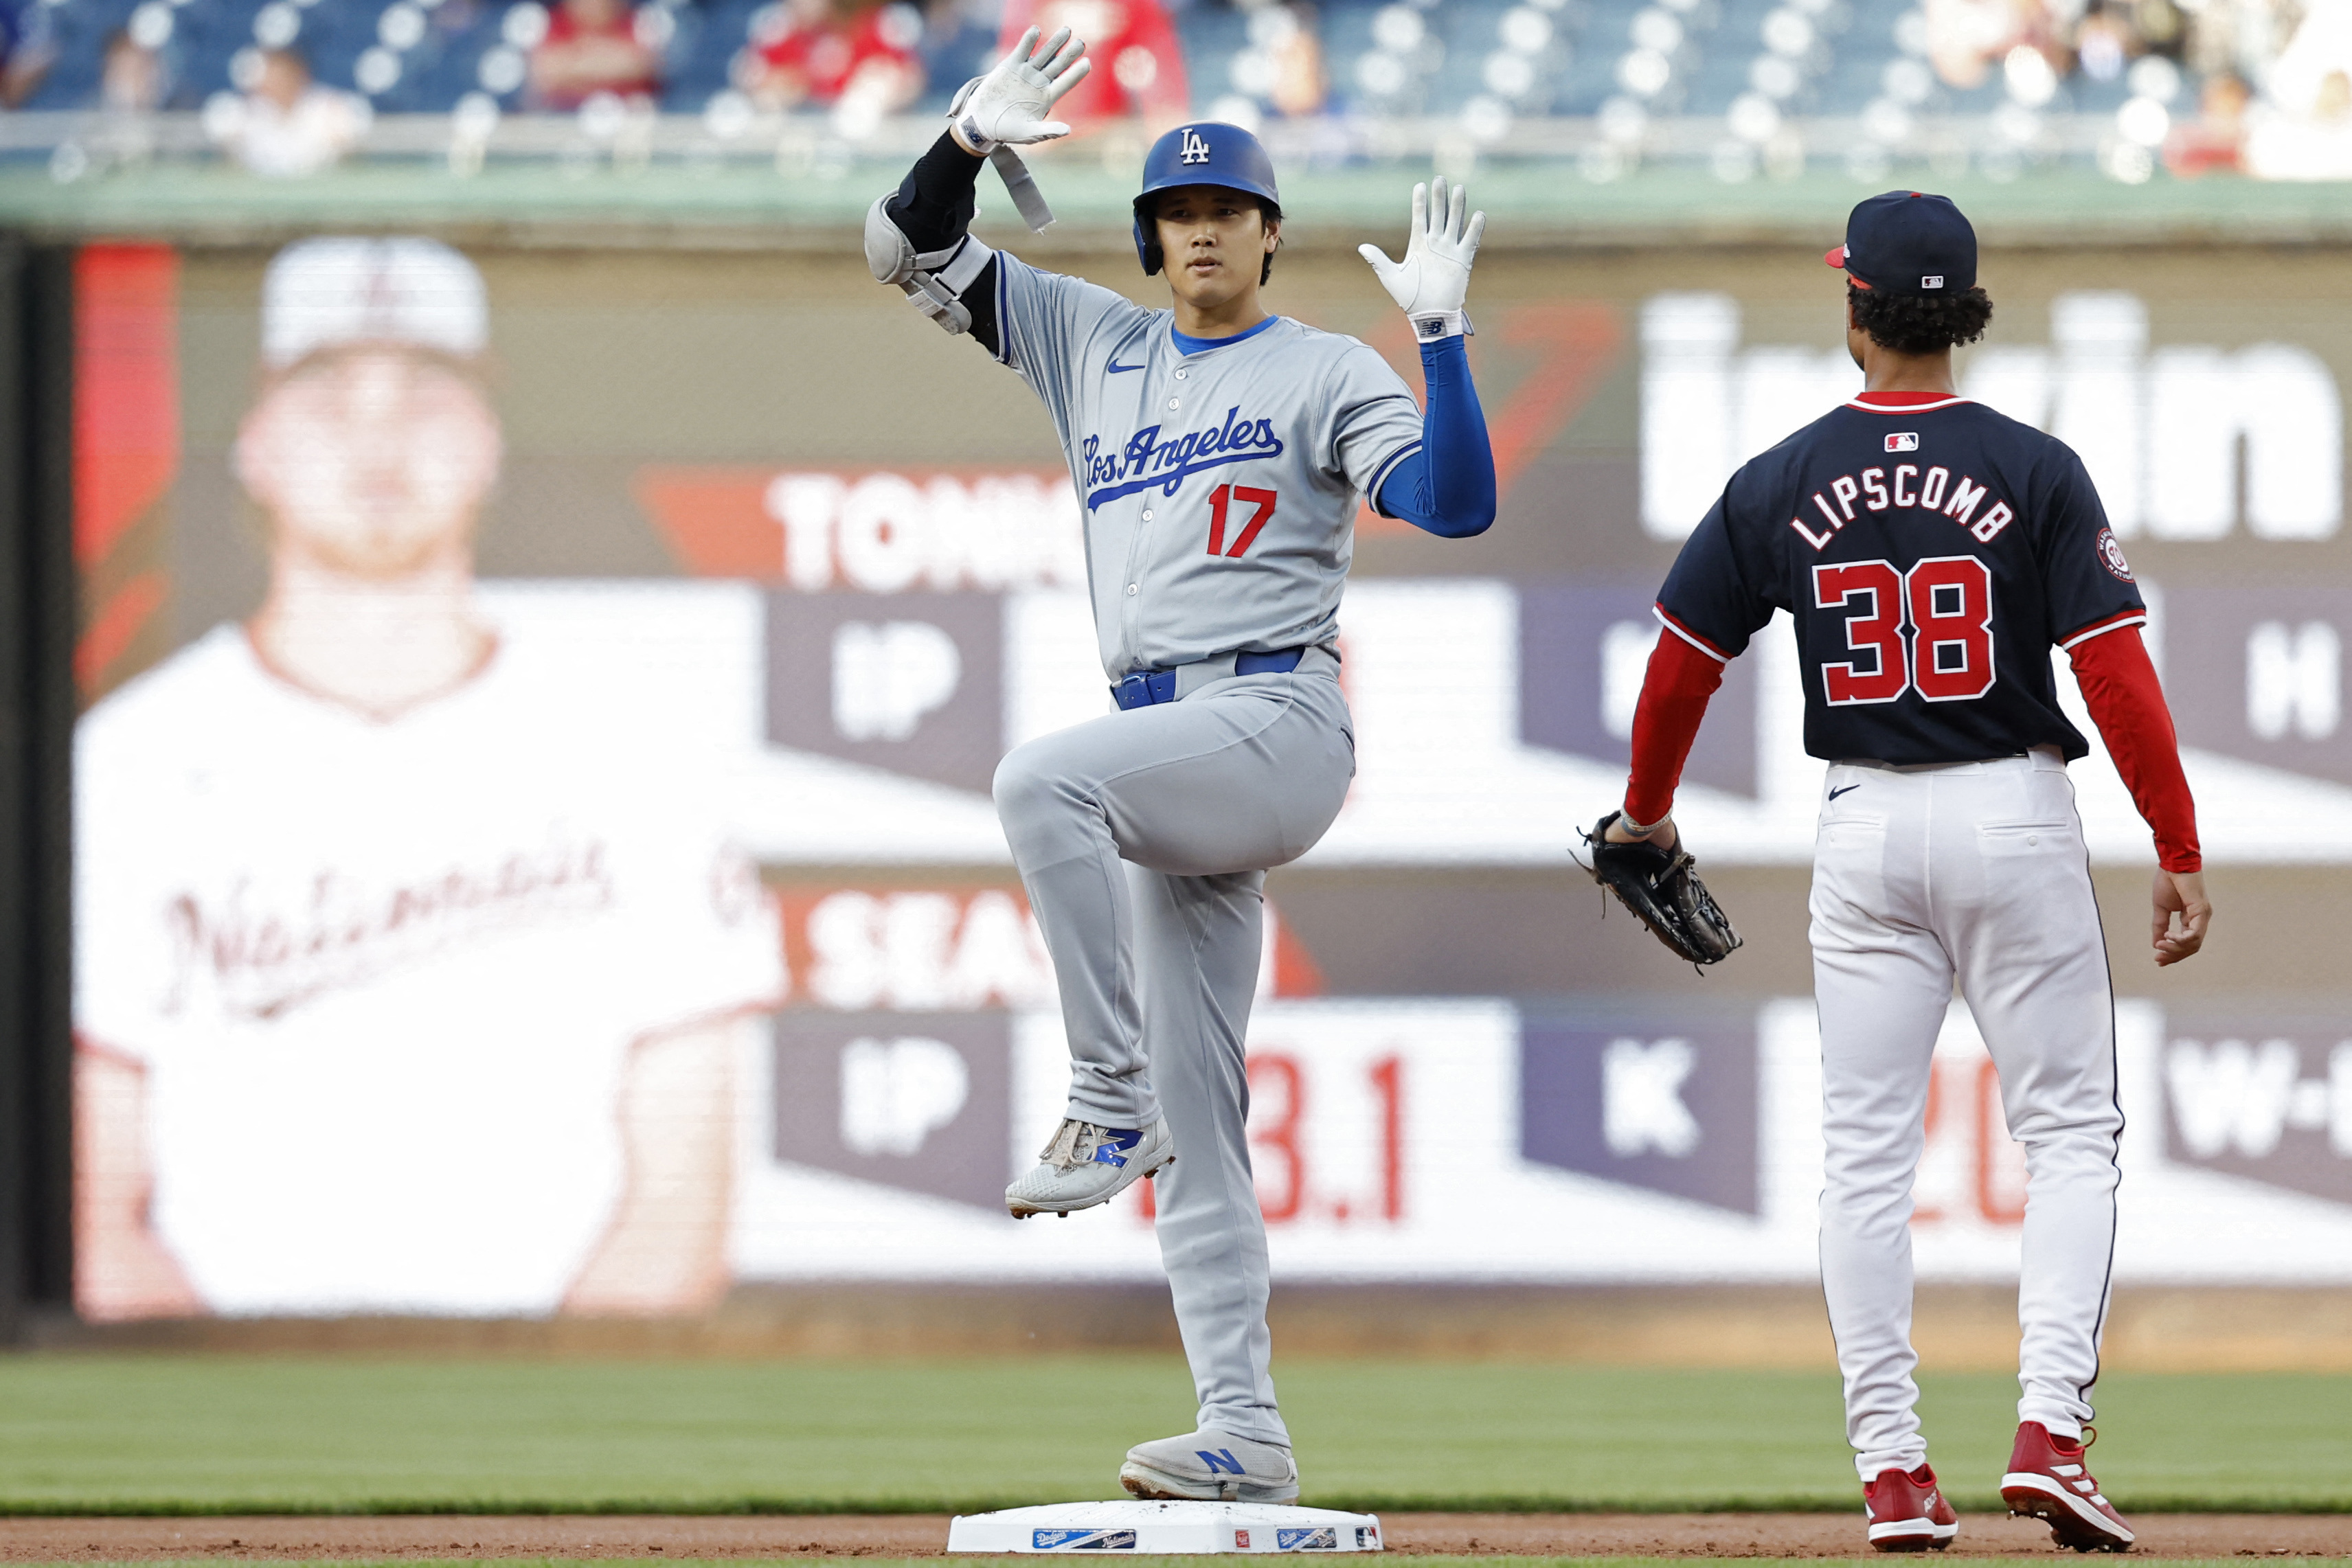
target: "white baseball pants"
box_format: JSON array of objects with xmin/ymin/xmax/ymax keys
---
[
  {"xmin": 1810, "ymin": 749, "xmax": 2123, "ymax": 1481},
  {"xmin": 991, "ymin": 650, "xmax": 1356, "ymax": 1448}
]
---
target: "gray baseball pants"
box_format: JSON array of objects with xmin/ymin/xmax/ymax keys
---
[{"xmin": 991, "ymin": 648, "xmax": 1355, "ymax": 1449}]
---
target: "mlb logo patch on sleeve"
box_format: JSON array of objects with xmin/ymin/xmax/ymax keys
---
[{"xmin": 1885, "ymin": 432, "xmax": 1919, "ymax": 453}]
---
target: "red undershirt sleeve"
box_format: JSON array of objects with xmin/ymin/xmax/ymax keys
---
[
  {"xmin": 1624, "ymin": 627, "xmax": 1726, "ymax": 825},
  {"xmin": 2068, "ymin": 625, "xmax": 2202, "ymax": 874}
]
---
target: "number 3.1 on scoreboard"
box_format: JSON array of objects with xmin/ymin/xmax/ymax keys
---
[{"xmin": 1133, "ymin": 1052, "xmax": 1405, "ymax": 1226}]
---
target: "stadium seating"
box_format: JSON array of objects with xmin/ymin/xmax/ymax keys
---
[{"xmin": 9, "ymin": 0, "xmax": 2204, "ymax": 179}]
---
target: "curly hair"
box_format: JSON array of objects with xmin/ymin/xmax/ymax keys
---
[{"xmin": 1848, "ymin": 284, "xmax": 1993, "ymax": 355}]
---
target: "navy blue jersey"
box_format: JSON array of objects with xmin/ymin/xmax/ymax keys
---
[{"xmin": 1655, "ymin": 392, "xmax": 2145, "ymax": 766}]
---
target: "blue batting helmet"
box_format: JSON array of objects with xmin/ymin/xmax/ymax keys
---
[{"xmin": 1132, "ymin": 122, "xmax": 1282, "ymax": 275}]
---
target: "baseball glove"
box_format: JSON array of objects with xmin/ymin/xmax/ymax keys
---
[{"xmin": 1581, "ymin": 813, "xmax": 1743, "ymax": 967}]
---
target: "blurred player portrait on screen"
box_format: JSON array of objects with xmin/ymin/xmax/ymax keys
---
[{"xmin": 72, "ymin": 237, "xmax": 784, "ymax": 1321}]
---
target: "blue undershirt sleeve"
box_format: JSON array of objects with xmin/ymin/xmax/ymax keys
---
[{"xmin": 1373, "ymin": 334, "xmax": 1497, "ymax": 538}]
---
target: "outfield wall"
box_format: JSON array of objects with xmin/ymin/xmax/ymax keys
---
[{"xmin": 60, "ymin": 239, "xmax": 2352, "ymax": 1321}]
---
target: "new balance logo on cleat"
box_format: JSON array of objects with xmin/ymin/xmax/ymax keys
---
[
  {"xmin": 1119, "ymin": 1428, "xmax": 1300, "ymax": 1505},
  {"xmin": 1093, "ymin": 1129, "xmax": 1144, "ymax": 1168}
]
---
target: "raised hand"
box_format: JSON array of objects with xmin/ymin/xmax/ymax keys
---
[
  {"xmin": 948, "ymin": 26, "xmax": 1092, "ymax": 154},
  {"xmin": 1357, "ymin": 175, "xmax": 1487, "ymax": 339}
]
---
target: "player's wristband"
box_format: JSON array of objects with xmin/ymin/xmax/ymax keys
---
[
  {"xmin": 946, "ymin": 79, "xmax": 1002, "ymax": 155},
  {"xmin": 1410, "ymin": 310, "xmax": 1474, "ymax": 341},
  {"xmin": 949, "ymin": 116, "xmax": 999, "ymax": 156}
]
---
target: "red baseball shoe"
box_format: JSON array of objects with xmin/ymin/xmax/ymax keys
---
[
  {"xmin": 1865, "ymin": 1462, "xmax": 1959, "ymax": 1552},
  {"xmin": 2002, "ymin": 1422, "xmax": 2136, "ymax": 1552}
]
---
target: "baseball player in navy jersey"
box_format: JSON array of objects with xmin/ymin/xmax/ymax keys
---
[
  {"xmin": 866, "ymin": 30, "xmax": 1497, "ymax": 1501},
  {"xmin": 1598, "ymin": 192, "xmax": 2212, "ymax": 1552}
]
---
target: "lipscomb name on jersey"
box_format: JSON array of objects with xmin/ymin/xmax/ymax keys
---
[
  {"xmin": 1790, "ymin": 461, "xmax": 2015, "ymax": 552},
  {"xmin": 1082, "ymin": 406, "xmax": 1286, "ymax": 508}
]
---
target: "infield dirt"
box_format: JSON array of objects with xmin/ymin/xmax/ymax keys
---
[{"xmin": 0, "ymin": 1515, "xmax": 2345, "ymax": 1559}]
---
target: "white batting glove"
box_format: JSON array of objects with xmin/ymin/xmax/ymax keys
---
[
  {"xmin": 947, "ymin": 26, "xmax": 1092, "ymax": 155},
  {"xmin": 1357, "ymin": 176, "xmax": 1486, "ymax": 341}
]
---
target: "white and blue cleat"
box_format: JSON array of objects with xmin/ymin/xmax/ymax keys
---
[
  {"xmin": 1120, "ymin": 1430, "xmax": 1300, "ymax": 1504},
  {"xmin": 1006, "ymin": 1116, "xmax": 1174, "ymax": 1219}
]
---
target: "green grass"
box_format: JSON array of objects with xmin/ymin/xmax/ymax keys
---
[{"xmin": 0, "ymin": 1356, "xmax": 2340, "ymax": 1514}]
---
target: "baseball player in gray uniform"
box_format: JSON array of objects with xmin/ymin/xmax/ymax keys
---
[{"xmin": 867, "ymin": 28, "xmax": 1499, "ymax": 1502}]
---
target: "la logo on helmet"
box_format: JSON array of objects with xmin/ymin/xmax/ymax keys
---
[{"xmin": 1179, "ymin": 128, "xmax": 1211, "ymax": 164}]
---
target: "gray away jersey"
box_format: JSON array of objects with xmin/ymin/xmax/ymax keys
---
[{"xmin": 991, "ymin": 254, "xmax": 1425, "ymax": 678}]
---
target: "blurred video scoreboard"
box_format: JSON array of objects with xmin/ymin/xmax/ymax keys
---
[{"xmin": 66, "ymin": 240, "xmax": 2352, "ymax": 1318}]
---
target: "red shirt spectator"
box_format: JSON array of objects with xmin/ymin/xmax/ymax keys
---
[
  {"xmin": 995, "ymin": 0, "xmax": 1188, "ymax": 130},
  {"xmin": 2167, "ymin": 69, "xmax": 2248, "ymax": 175},
  {"xmin": 748, "ymin": 0, "xmax": 924, "ymax": 109},
  {"xmin": 531, "ymin": 0, "xmax": 661, "ymax": 111}
]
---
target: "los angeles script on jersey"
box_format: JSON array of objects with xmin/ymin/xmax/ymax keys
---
[
  {"xmin": 1790, "ymin": 459, "xmax": 2016, "ymax": 551},
  {"xmin": 1083, "ymin": 406, "xmax": 1285, "ymax": 508}
]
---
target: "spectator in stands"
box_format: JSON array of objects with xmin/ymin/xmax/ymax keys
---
[
  {"xmin": 916, "ymin": 0, "xmax": 997, "ymax": 111},
  {"xmin": 1252, "ymin": 0, "xmax": 1327, "ymax": 119},
  {"xmin": 2241, "ymin": 0, "xmax": 2352, "ymax": 175},
  {"xmin": 2074, "ymin": 0, "xmax": 2134, "ymax": 79},
  {"xmin": 995, "ymin": 0, "xmax": 1189, "ymax": 132},
  {"xmin": 213, "ymin": 48, "xmax": 369, "ymax": 178},
  {"xmin": 98, "ymin": 25, "xmax": 168, "ymax": 113},
  {"xmin": 741, "ymin": 0, "xmax": 925, "ymax": 115},
  {"xmin": 530, "ymin": 0, "xmax": 662, "ymax": 111},
  {"xmin": 2248, "ymin": 69, "xmax": 2352, "ymax": 175},
  {"xmin": 1925, "ymin": 0, "xmax": 2029, "ymax": 89},
  {"xmin": 1, "ymin": 0, "xmax": 56, "ymax": 107},
  {"xmin": 2166, "ymin": 68, "xmax": 2250, "ymax": 172},
  {"xmin": 2186, "ymin": 0, "xmax": 2299, "ymax": 95}
]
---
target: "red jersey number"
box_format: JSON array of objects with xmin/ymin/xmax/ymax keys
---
[
  {"xmin": 1811, "ymin": 556, "xmax": 1996, "ymax": 706},
  {"xmin": 1907, "ymin": 556, "xmax": 1997, "ymax": 701},
  {"xmin": 1208, "ymin": 484, "xmax": 1276, "ymax": 558},
  {"xmin": 1814, "ymin": 560, "xmax": 1908, "ymax": 705}
]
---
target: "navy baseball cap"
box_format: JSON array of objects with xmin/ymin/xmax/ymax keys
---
[{"xmin": 1824, "ymin": 191, "xmax": 1976, "ymax": 295}]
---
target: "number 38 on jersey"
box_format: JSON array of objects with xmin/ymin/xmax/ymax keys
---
[{"xmin": 1813, "ymin": 555, "xmax": 1995, "ymax": 706}]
